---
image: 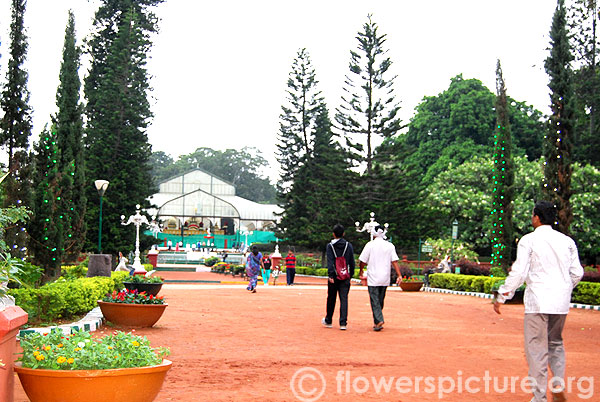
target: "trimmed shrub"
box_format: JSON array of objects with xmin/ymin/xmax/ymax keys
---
[
  {"xmin": 582, "ymin": 271, "xmax": 600, "ymax": 283},
  {"xmin": 9, "ymin": 272, "xmax": 128, "ymax": 324},
  {"xmin": 315, "ymin": 268, "xmax": 328, "ymax": 277},
  {"xmin": 429, "ymin": 273, "xmax": 600, "ymax": 305},
  {"xmin": 572, "ymin": 282, "xmax": 600, "ymax": 305},
  {"xmin": 204, "ymin": 256, "xmax": 219, "ymax": 267}
]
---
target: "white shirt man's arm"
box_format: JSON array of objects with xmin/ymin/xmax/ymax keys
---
[
  {"xmin": 496, "ymin": 238, "xmax": 530, "ymax": 304},
  {"xmin": 568, "ymin": 242, "xmax": 584, "ymax": 288}
]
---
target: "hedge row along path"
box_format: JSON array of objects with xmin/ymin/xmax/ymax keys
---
[{"xmin": 14, "ymin": 275, "xmax": 599, "ymax": 401}]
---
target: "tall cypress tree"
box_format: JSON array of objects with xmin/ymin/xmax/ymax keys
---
[
  {"xmin": 0, "ymin": 0, "xmax": 32, "ymax": 258},
  {"xmin": 491, "ymin": 60, "xmax": 514, "ymax": 272},
  {"xmin": 543, "ymin": 0, "xmax": 575, "ymax": 235},
  {"xmin": 29, "ymin": 126, "xmax": 65, "ymax": 279},
  {"xmin": 54, "ymin": 10, "xmax": 86, "ymax": 261},
  {"xmin": 335, "ymin": 14, "xmax": 402, "ymax": 176},
  {"xmin": 84, "ymin": 2, "xmax": 162, "ymax": 254}
]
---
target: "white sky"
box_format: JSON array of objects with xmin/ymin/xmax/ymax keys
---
[{"xmin": 0, "ymin": 0, "xmax": 556, "ymax": 182}]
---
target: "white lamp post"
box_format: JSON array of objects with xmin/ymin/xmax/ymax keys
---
[
  {"xmin": 355, "ymin": 212, "xmax": 388, "ymax": 241},
  {"xmin": 121, "ymin": 204, "xmax": 149, "ymax": 271},
  {"xmin": 94, "ymin": 180, "xmax": 109, "ymax": 254}
]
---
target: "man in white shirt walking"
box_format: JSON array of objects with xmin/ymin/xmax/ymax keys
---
[
  {"xmin": 494, "ymin": 201, "xmax": 583, "ymax": 402},
  {"xmin": 358, "ymin": 225, "xmax": 402, "ymax": 331}
]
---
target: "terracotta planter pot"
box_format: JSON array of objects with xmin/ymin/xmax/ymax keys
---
[
  {"xmin": 123, "ymin": 282, "xmax": 163, "ymax": 297},
  {"xmin": 98, "ymin": 301, "xmax": 167, "ymax": 327},
  {"xmin": 399, "ymin": 281, "xmax": 424, "ymax": 292},
  {"xmin": 15, "ymin": 359, "xmax": 171, "ymax": 402}
]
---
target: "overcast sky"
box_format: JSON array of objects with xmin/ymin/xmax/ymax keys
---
[{"xmin": 0, "ymin": 0, "xmax": 557, "ymax": 181}]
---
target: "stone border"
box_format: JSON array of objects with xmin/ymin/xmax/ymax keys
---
[
  {"xmin": 18, "ymin": 307, "xmax": 104, "ymax": 338},
  {"xmin": 422, "ymin": 287, "xmax": 600, "ymax": 311}
]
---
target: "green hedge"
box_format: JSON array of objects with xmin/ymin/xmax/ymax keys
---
[
  {"xmin": 429, "ymin": 273, "xmax": 600, "ymax": 305},
  {"xmin": 9, "ymin": 272, "xmax": 129, "ymax": 324}
]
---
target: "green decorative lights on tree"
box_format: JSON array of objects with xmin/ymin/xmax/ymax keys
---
[{"xmin": 490, "ymin": 60, "xmax": 514, "ymax": 273}]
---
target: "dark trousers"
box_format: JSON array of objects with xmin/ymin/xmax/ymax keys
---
[
  {"xmin": 368, "ymin": 286, "xmax": 387, "ymax": 325},
  {"xmin": 286, "ymin": 268, "xmax": 296, "ymax": 285},
  {"xmin": 325, "ymin": 278, "xmax": 351, "ymax": 326}
]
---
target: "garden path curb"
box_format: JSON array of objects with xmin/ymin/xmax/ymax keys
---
[
  {"xmin": 423, "ymin": 287, "xmax": 600, "ymax": 311},
  {"xmin": 18, "ymin": 307, "xmax": 104, "ymax": 338}
]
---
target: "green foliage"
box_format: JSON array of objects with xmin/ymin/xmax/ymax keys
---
[
  {"xmin": 428, "ymin": 273, "xmax": 506, "ymax": 294},
  {"xmin": 54, "ymin": 10, "xmax": 87, "ymax": 261},
  {"xmin": 490, "ymin": 60, "xmax": 515, "ymax": 273},
  {"xmin": 61, "ymin": 265, "xmax": 87, "ymax": 280},
  {"xmin": 13, "ymin": 260, "xmax": 42, "ymax": 287},
  {"xmin": 315, "ymin": 268, "xmax": 328, "ymax": 277},
  {"xmin": 84, "ymin": 1, "xmax": 163, "ymax": 255},
  {"xmin": 127, "ymin": 273, "xmax": 163, "ymax": 284},
  {"xmin": 543, "ymin": 0, "xmax": 575, "ymax": 235},
  {"xmin": 102, "ymin": 289, "xmax": 165, "ymax": 304},
  {"xmin": 571, "ymin": 281, "xmax": 600, "ymax": 305},
  {"xmin": 204, "ymin": 257, "xmax": 219, "ymax": 267},
  {"xmin": 18, "ymin": 330, "xmax": 169, "ymax": 370},
  {"xmin": 29, "ymin": 125, "xmax": 64, "ymax": 279},
  {"xmin": 423, "ymin": 238, "xmax": 479, "ymax": 262},
  {"xmin": 335, "ymin": 14, "xmax": 402, "ymax": 175},
  {"xmin": 0, "ymin": 253, "xmax": 26, "ymax": 297},
  {"xmin": 9, "ymin": 272, "xmax": 127, "ymax": 323},
  {"xmin": 489, "ymin": 267, "xmax": 506, "ymax": 278}
]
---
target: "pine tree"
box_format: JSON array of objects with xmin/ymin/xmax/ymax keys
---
[
  {"xmin": 335, "ymin": 14, "xmax": 402, "ymax": 176},
  {"xmin": 280, "ymin": 105, "xmax": 357, "ymax": 249},
  {"xmin": 29, "ymin": 126, "xmax": 65, "ymax": 279},
  {"xmin": 54, "ymin": 10, "xmax": 86, "ymax": 261},
  {"xmin": 490, "ymin": 60, "xmax": 514, "ymax": 272},
  {"xmin": 543, "ymin": 0, "xmax": 575, "ymax": 235},
  {"xmin": 0, "ymin": 0, "xmax": 32, "ymax": 258},
  {"xmin": 84, "ymin": 1, "xmax": 162, "ymax": 254},
  {"xmin": 276, "ymin": 49, "xmax": 324, "ymax": 206}
]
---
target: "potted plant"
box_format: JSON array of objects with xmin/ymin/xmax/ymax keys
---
[
  {"xmin": 123, "ymin": 271, "xmax": 164, "ymax": 296},
  {"xmin": 98, "ymin": 289, "xmax": 167, "ymax": 327},
  {"xmin": 399, "ymin": 276, "xmax": 424, "ymax": 292},
  {"xmin": 15, "ymin": 329, "xmax": 171, "ymax": 402}
]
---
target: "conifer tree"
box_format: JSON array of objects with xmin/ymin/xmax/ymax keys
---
[
  {"xmin": 84, "ymin": 1, "xmax": 162, "ymax": 254},
  {"xmin": 54, "ymin": 10, "xmax": 86, "ymax": 261},
  {"xmin": 277, "ymin": 49, "xmax": 324, "ymax": 203},
  {"xmin": 0, "ymin": 0, "xmax": 32, "ymax": 258},
  {"xmin": 335, "ymin": 14, "xmax": 402, "ymax": 176},
  {"xmin": 543, "ymin": 0, "xmax": 575, "ymax": 235},
  {"xmin": 29, "ymin": 126, "xmax": 65, "ymax": 279},
  {"xmin": 490, "ymin": 60, "xmax": 514, "ymax": 272}
]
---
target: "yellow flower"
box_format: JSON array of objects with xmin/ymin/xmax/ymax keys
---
[
  {"xmin": 43, "ymin": 345, "xmax": 51, "ymax": 351},
  {"xmin": 35, "ymin": 355, "xmax": 45, "ymax": 361},
  {"xmin": 57, "ymin": 356, "xmax": 66, "ymax": 364},
  {"xmin": 57, "ymin": 343, "xmax": 63, "ymax": 348},
  {"xmin": 107, "ymin": 346, "xmax": 113, "ymax": 350},
  {"xmin": 74, "ymin": 347, "xmax": 82, "ymax": 352},
  {"xmin": 132, "ymin": 341, "xmax": 140, "ymax": 347},
  {"xmin": 67, "ymin": 358, "xmax": 74, "ymax": 364},
  {"xmin": 33, "ymin": 351, "xmax": 39, "ymax": 356}
]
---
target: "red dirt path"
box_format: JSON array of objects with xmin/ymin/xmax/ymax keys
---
[{"xmin": 14, "ymin": 280, "xmax": 599, "ymax": 401}]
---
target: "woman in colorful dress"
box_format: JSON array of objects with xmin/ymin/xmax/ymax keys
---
[{"xmin": 246, "ymin": 246, "xmax": 264, "ymax": 293}]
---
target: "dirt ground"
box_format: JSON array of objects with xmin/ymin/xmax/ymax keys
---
[{"xmin": 13, "ymin": 279, "xmax": 600, "ymax": 401}]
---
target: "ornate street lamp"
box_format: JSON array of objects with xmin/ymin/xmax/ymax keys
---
[
  {"xmin": 94, "ymin": 180, "xmax": 109, "ymax": 254},
  {"xmin": 355, "ymin": 212, "xmax": 388, "ymax": 241},
  {"xmin": 121, "ymin": 204, "xmax": 150, "ymax": 272}
]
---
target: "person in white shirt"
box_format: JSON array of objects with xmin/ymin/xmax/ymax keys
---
[
  {"xmin": 494, "ymin": 201, "xmax": 583, "ymax": 402},
  {"xmin": 358, "ymin": 225, "xmax": 402, "ymax": 331}
]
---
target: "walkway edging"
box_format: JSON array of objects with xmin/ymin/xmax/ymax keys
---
[
  {"xmin": 18, "ymin": 307, "xmax": 104, "ymax": 338},
  {"xmin": 423, "ymin": 287, "xmax": 600, "ymax": 311}
]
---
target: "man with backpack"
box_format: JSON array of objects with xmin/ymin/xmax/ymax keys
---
[{"xmin": 322, "ymin": 224, "xmax": 355, "ymax": 331}]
